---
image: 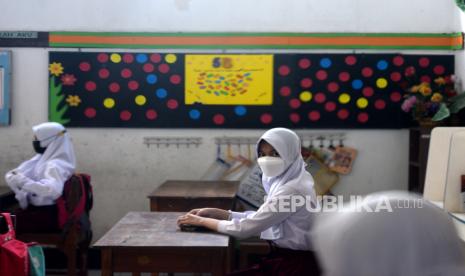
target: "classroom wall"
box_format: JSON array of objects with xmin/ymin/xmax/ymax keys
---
[{"xmin": 0, "ymin": 0, "xmax": 463, "ymax": 240}]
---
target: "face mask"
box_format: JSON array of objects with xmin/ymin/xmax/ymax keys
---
[
  {"xmin": 257, "ymin": 156, "xmax": 286, "ymax": 177},
  {"xmin": 32, "ymin": 140, "xmax": 47, "ymax": 154}
]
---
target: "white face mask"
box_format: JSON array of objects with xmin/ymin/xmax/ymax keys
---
[{"xmin": 257, "ymin": 156, "xmax": 286, "ymax": 177}]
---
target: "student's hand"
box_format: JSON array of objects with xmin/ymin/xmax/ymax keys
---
[
  {"xmin": 177, "ymin": 214, "xmax": 204, "ymax": 227},
  {"xmin": 188, "ymin": 208, "xmax": 229, "ymax": 220}
]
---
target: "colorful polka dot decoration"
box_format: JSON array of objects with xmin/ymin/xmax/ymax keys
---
[{"xmin": 50, "ymin": 52, "xmax": 454, "ymax": 128}]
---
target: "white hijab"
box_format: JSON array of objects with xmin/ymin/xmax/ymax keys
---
[{"xmin": 314, "ymin": 191, "xmax": 465, "ymax": 276}]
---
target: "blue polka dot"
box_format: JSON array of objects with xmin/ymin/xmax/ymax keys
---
[
  {"xmin": 156, "ymin": 88, "xmax": 167, "ymax": 99},
  {"xmin": 235, "ymin": 106, "xmax": 247, "ymax": 116},
  {"xmin": 352, "ymin": 79, "xmax": 363, "ymax": 90},
  {"xmin": 189, "ymin": 109, "xmax": 201, "ymax": 120},
  {"xmin": 377, "ymin": 60, "xmax": 388, "ymax": 70},
  {"xmin": 136, "ymin": 54, "xmax": 148, "ymax": 63},
  {"xmin": 146, "ymin": 74, "xmax": 158, "ymax": 84},
  {"xmin": 320, "ymin": 58, "xmax": 332, "ymax": 68}
]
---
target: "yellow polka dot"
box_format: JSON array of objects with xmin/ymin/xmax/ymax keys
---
[
  {"xmin": 339, "ymin": 93, "xmax": 351, "ymax": 104},
  {"xmin": 165, "ymin": 54, "xmax": 177, "ymax": 64},
  {"xmin": 110, "ymin": 53, "xmax": 121, "ymax": 63},
  {"xmin": 376, "ymin": 78, "xmax": 388, "ymax": 89},
  {"xmin": 299, "ymin": 91, "xmax": 312, "ymax": 102},
  {"xmin": 103, "ymin": 98, "xmax": 115, "ymax": 109},
  {"xmin": 135, "ymin": 95, "xmax": 147, "ymax": 106},
  {"xmin": 357, "ymin": 98, "xmax": 369, "ymax": 109}
]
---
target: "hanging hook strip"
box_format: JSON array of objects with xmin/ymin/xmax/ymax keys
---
[{"xmin": 143, "ymin": 136, "xmax": 203, "ymax": 148}]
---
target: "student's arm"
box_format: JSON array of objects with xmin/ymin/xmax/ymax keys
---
[
  {"xmin": 19, "ymin": 165, "xmax": 69, "ymax": 200},
  {"xmin": 177, "ymin": 214, "xmax": 221, "ymax": 231}
]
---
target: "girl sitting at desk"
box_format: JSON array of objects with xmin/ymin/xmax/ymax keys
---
[{"xmin": 177, "ymin": 127, "xmax": 321, "ymax": 276}]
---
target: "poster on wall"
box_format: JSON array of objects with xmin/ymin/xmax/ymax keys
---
[
  {"xmin": 48, "ymin": 52, "xmax": 454, "ymax": 128},
  {"xmin": 0, "ymin": 51, "xmax": 11, "ymax": 126}
]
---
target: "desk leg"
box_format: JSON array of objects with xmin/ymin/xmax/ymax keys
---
[{"xmin": 101, "ymin": 248, "xmax": 113, "ymax": 276}]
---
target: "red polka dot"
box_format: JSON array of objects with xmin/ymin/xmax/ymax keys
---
[
  {"xmin": 79, "ymin": 62, "xmax": 91, "ymax": 72},
  {"xmin": 289, "ymin": 113, "xmax": 300, "ymax": 123},
  {"xmin": 393, "ymin": 56, "xmax": 404, "ymax": 66},
  {"xmin": 289, "ymin": 99, "xmax": 301, "ymax": 109},
  {"xmin": 325, "ymin": 102, "xmax": 337, "ymax": 112},
  {"xmin": 260, "ymin": 113, "xmax": 273, "ymax": 124},
  {"xmin": 170, "ymin": 74, "xmax": 182, "ymax": 85},
  {"xmin": 98, "ymin": 68, "xmax": 110, "ymax": 79},
  {"xmin": 374, "ymin": 99, "xmax": 386, "ymax": 110},
  {"xmin": 85, "ymin": 81, "xmax": 96, "ymax": 92},
  {"xmin": 390, "ymin": 72, "xmax": 402, "ymax": 82},
  {"xmin": 362, "ymin": 87, "xmax": 374, "ymax": 97},
  {"xmin": 308, "ymin": 111, "xmax": 321, "ymax": 121},
  {"xmin": 300, "ymin": 78, "xmax": 312, "ymax": 88},
  {"xmin": 158, "ymin": 64, "xmax": 170, "ymax": 74},
  {"xmin": 146, "ymin": 109, "xmax": 157, "ymax": 120},
  {"xmin": 298, "ymin": 58, "xmax": 311, "ymax": 69},
  {"xmin": 337, "ymin": 109, "xmax": 350, "ymax": 120},
  {"xmin": 419, "ymin": 57, "xmax": 430, "ymax": 68},
  {"xmin": 327, "ymin": 82, "xmax": 339, "ymax": 93},
  {"xmin": 84, "ymin": 108, "xmax": 96, "ymax": 118},
  {"xmin": 97, "ymin": 53, "xmax": 109, "ymax": 63},
  {"xmin": 109, "ymin": 82, "xmax": 120, "ymax": 93},
  {"xmin": 314, "ymin": 93, "xmax": 326, "ymax": 103},
  {"xmin": 316, "ymin": 70, "xmax": 328, "ymax": 81},
  {"xmin": 339, "ymin": 72, "xmax": 350, "ymax": 82},
  {"xmin": 120, "ymin": 110, "xmax": 132, "ymax": 121},
  {"xmin": 213, "ymin": 114, "xmax": 225, "ymax": 125},
  {"xmin": 421, "ymin": 75, "xmax": 431, "ymax": 83},
  {"xmin": 361, "ymin": 67, "xmax": 373, "ymax": 78},
  {"xmin": 345, "ymin": 55, "xmax": 357, "ymax": 65},
  {"xmin": 143, "ymin": 63, "xmax": 155, "ymax": 73},
  {"xmin": 123, "ymin": 54, "xmax": 134, "ymax": 63},
  {"xmin": 167, "ymin": 99, "xmax": 178, "ymax": 109},
  {"xmin": 128, "ymin": 80, "xmax": 139, "ymax": 91},
  {"xmin": 357, "ymin": 112, "xmax": 369, "ymax": 123},
  {"xmin": 280, "ymin": 86, "xmax": 291, "ymax": 97},
  {"xmin": 433, "ymin": 65, "xmax": 445, "ymax": 75},
  {"xmin": 278, "ymin": 65, "xmax": 291, "ymax": 76},
  {"xmin": 150, "ymin": 54, "xmax": 162, "ymax": 63},
  {"xmin": 390, "ymin": 92, "xmax": 402, "ymax": 102},
  {"xmin": 121, "ymin": 68, "xmax": 132, "ymax": 78}
]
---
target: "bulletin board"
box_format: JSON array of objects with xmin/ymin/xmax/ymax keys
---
[
  {"xmin": 49, "ymin": 52, "xmax": 454, "ymax": 128},
  {"xmin": 0, "ymin": 51, "xmax": 11, "ymax": 125}
]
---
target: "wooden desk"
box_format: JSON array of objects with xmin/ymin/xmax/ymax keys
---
[
  {"xmin": 93, "ymin": 212, "xmax": 231, "ymax": 276},
  {"xmin": 0, "ymin": 186, "xmax": 15, "ymax": 211},
  {"xmin": 148, "ymin": 180, "xmax": 239, "ymax": 211}
]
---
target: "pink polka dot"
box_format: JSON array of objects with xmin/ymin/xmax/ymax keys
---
[
  {"xmin": 98, "ymin": 68, "xmax": 110, "ymax": 79},
  {"xmin": 289, "ymin": 99, "xmax": 301, "ymax": 109},
  {"xmin": 345, "ymin": 55, "xmax": 357, "ymax": 65},
  {"xmin": 143, "ymin": 63, "xmax": 155, "ymax": 73},
  {"xmin": 316, "ymin": 70, "xmax": 328, "ymax": 81},
  {"xmin": 362, "ymin": 87, "xmax": 374, "ymax": 97},
  {"xmin": 213, "ymin": 114, "xmax": 225, "ymax": 125},
  {"xmin": 374, "ymin": 99, "xmax": 386, "ymax": 110},
  {"xmin": 300, "ymin": 78, "xmax": 313, "ymax": 88},
  {"xmin": 393, "ymin": 56, "xmax": 404, "ymax": 66},
  {"xmin": 361, "ymin": 67, "xmax": 373, "ymax": 78},
  {"xmin": 79, "ymin": 62, "xmax": 91, "ymax": 72},
  {"xmin": 308, "ymin": 111, "xmax": 321, "ymax": 121},
  {"xmin": 421, "ymin": 75, "xmax": 431, "ymax": 83},
  {"xmin": 280, "ymin": 86, "xmax": 291, "ymax": 97},
  {"xmin": 109, "ymin": 82, "xmax": 120, "ymax": 93},
  {"xmin": 167, "ymin": 99, "xmax": 178, "ymax": 109},
  {"xmin": 327, "ymin": 82, "xmax": 339, "ymax": 93},
  {"xmin": 170, "ymin": 74, "xmax": 182, "ymax": 85},
  {"xmin": 339, "ymin": 72, "xmax": 350, "ymax": 82},
  {"xmin": 289, "ymin": 113, "xmax": 300, "ymax": 123},
  {"xmin": 84, "ymin": 107, "xmax": 96, "ymax": 118},
  {"xmin": 298, "ymin": 58, "xmax": 311, "ymax": 69},
  {"xmin": 128, "ymin": 80, "xmax": 139, "ymax": 91},
  {"xmin": 97, "ymin": 53, "xmax": 109, "ymax": 63},
  {"xmin": 278, "ymin": 65, "xmax": 291, "ymax": 76},
  {"xmin": 433, "ymin": 65, "xmax": 445, "ymax": 75},
  {"xmin": 337, "ymin": 109, "xmax": 349, "ymax": 120},
  {"xmin": 314, "ymin": 93, "xmax": 326, "ymax": 103},
  {"xmin": 357, "ymin": 112, "xmax": 369, "ymax": 123},
  {"xmin": 120, "ymin": 110, "xmax": 132, "ymax": 121},
  {"xmin": 325, "ymin": 102, "xmax": 337, "ymax": 112},
  {"xmin": 158, "ymin": 63, "xmax": 170, "ymax": 74},
  {"xmin": 150, "ymin": 54, "xmax": 162, "ymax": 63},
  {"xmin": 121, "ymin": 68, "xmax": 132, "ymax": 78},
  {"xmin": 390, "ymin": 92, "xmax": 402, "ymax": 102},
  {"xmin": 85, "ymin": 81, "xmax": 96, "ymax": 92},
  {"xmin": 123, "ymin": 54, "xmax": 134, "ymax": 63},
  {"xmin": 419, "ymin": 57, "xmax": 430, "ymax": 68},
  {"xmin": 146, "ymin": 109, "xmax": 157, "ymax": 120},
  {"xmin": 260, "ymin": 113, "xmax": 273, "ymax": 124},
  {"xmin": 390, "ymin": 72, "xmax": 402, "ymax": 82}
]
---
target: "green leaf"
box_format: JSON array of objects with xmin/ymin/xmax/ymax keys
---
[
  {"xmin": 49, "ymin": 76, "xmax": 70, "ymax": 125},
  {"xmin": 432, "ymin": 103, "xmax": 450, "ymax": 121},
  {"xmin": 449, "ymin": 93, "xmax": 465, "ymax": 113}
]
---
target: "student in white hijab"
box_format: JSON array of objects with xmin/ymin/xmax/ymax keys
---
[
  {"xmin": 4, "ymin": 122, "xmax": 76, "ymax": 233},
  {"xmin": 313, "ymin": 191, "xmax": 465, "ymax": 276},
  {"xmin": 178, "ymin": 128, "xmax": 321, "ymax": 275}
]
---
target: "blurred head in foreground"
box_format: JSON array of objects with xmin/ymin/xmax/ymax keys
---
[{"xmin": 313, "ymin": 191, "xmax": 465, "ymax": 276}]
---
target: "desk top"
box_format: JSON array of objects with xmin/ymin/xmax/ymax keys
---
[
  {"xmin": 93, "ymin": 212, "xmax": 229, "ymax": 248},
  {"xmin": 148, "ymin": 180, "xmax": 239, "ymax": 199}
]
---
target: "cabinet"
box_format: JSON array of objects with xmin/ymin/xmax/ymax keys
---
[{"xmin": 408, "ymin": 127, "xmax": 433, "ymax": 193}]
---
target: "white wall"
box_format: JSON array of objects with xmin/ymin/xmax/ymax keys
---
[{"xmin": 0, "ymin": 0, "xmax": 463, "ymax": 240}]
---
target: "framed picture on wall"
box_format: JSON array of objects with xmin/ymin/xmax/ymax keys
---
[{"xmin": 0, "ymin": 51, "xmax": 11, "ymax": 125}]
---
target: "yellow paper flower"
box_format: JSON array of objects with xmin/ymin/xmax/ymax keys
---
[
  {"xmin": 419, "ymin": 85, "xmax": 432, "ymax": 97},
  {"xmin": 410, "ymin": 85, "xmax": 420, "ymax": 93},
  {"xmin": 431, "ymin": 93, "xmax": 443, "ymax": 103},
  {"xmin": 434, "ymin": 77, "xmax": 446, "ymax": 85},
  {"xmin": 49, "ymin": 62, "xmax": 64, "ymax": 76},
  {"xmin": 66, "ymin": 95, "xmax": 81, "ymax": 107}
]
